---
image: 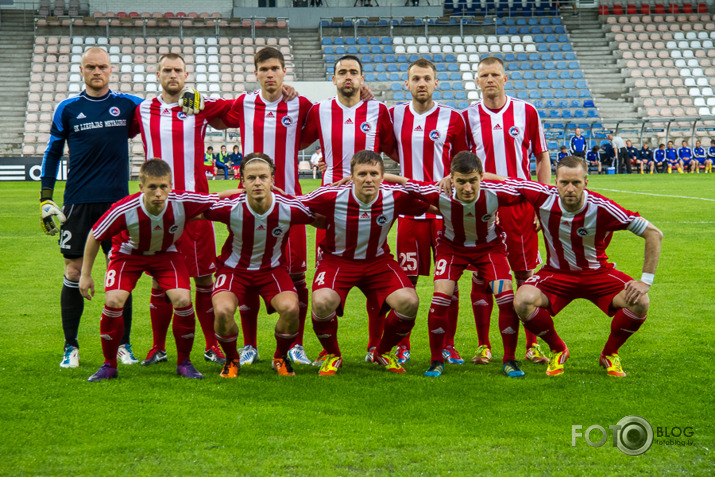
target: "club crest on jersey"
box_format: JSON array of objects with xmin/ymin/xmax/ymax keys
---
[
  {"xmin": 509, "ymin": 126, "xmax": 520, "ymax": 137},
  {"xmin": 360, "ymin": 122, "xmax": 371, "ymax": 133},
  {"xmin": 108, "ymin": 106, "xmax": 120, "ymax": 117},
  {"xmin": 481, "ymin": 214, "xmax": 492, "ymax": 222},
  {"xmin": 576, "ymin": 227, "xmax": 589, "ymax": 236},
  {"xmin": 272, "ymin": 227, "xmax": 284, "ymax": 237},
  {"xmin": 177, "ymin": 112, "xmax": 187, "ymax": 120},
  {"xmin": 281, "ymin": 116, "xmax": 293, "ymax": 127},
  {"xmin": 169, "ymin": 225, "xmax": 179, "ymax": 233},
  {"xmin": 429, "ymin": 130, "xmax": 441, "ymax": 141},
  {"xmin": 376, "ymin": 215, "xmax": 388, "ymax": 226}
]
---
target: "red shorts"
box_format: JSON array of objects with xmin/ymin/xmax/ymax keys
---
[
  {"xmin": 213, "ymin": 265, "xmax": 296, "ymax": 314},
  {"xmin": 524, "ymin": 267, "xmax": 633, "ymax": 317},
  {"xmin": 396, "ymin": 217, "xmax": 442, "ymax": 277},
  {"xmin": 497, "ymin": 201, "xmax": 542, "ymax": 273},
  {"xmin": 204, "ymin": 164, "xmax": 214, "ymax": 174},
  {"xmin": 285, "ymin": 223, "xmax": 307, "ymax": 274},
  {"xmin": 312, "ymin": 254, "xmax": 414, "ymax": 316},
  {"xmin": 175, "ymin": 219, "xmax": 217, "ymax": 278},
  {"xmin": 434, "ymin": 240, "xmax": 512, "ymax": 284},
  {"xmin": 105, "ymin": 252, "xmax": 191, "ymax": 293}
]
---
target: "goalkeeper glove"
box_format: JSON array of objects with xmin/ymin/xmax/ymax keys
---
[
  {"xmin": 40, "ymin": 200, "xmax": 66, "ymax": 236},
  {"xmin": 180, "ymin": 87, "xmax": 205, "ymax": 115}
]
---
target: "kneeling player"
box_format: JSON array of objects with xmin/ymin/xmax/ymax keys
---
[
  {"xmin": 205, "ymin": 153, "xmax": 319, "ymax": 378},
  {"xmin": 79, "ymin": 159, "xmax": 236, "ymax": 381},
  {"xmin": 301, "ymin": 151, "xmax": 430, "ymax": 376},
  {"xmin": 499, "ymin": 156, "xmax": 663, "ymax": 377},
  {"xmin": 386, "ymin": 152, "xmax": 526, "ymax": 378}
]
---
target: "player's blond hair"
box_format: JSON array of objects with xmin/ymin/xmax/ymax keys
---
[{"xmin": 139, "ymin": 159, "xmax": 172, "ymax": 183}]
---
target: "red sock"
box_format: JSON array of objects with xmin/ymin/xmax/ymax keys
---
[
  {"xmin": 239, "ymin": 292, "xmax": 260, "ymax": 348},
  {"xmin": 602, "ymin": 308, "xmax": 647, "ymax": 356},
  {"xmin": 195, "ymin": 286, "xmax": 218, "ymax": 350},
  {"xmin": 495, "ymin": 290, "xmax": 519, "ymax": 362},
  {"xmin": 100, "ymin": 305, "xmax": 124, "ymax": 367},
  {"xmin": 523, "ymin": 307, "xmax": 566, "ymax": 353},
  {"xmin": 471, "ymin": 275, "xmax": 493, "ymax": 348},
  {"xmin": 444, "ymin": 288, "xmax": 460, "ymax": 348},
  {"xmin": 275, "ymin": 330, "xmax": 299, "ymax": 358},
  {"xmin": 172, "ymin": 304, "xmax": 195, "ymax": 364},
  {"xmin": 215, "ymin": 332, "xmax": 240, "ymax": 361},
  {"xmin": 366, "ymin": 294, "xmax": 386, "ymax": 351},
  {"xmin": 376, "ymin": 310, "xmax": 416, "ymax": 355},
  {"xmin": 427, "ymin": 293, "xmax": 451, "ymax": 362},
  {"xmin": 312, "ymin": 312, "xmax": 341, "ymax": 356},
  {"xmin": 516, "ymin": 278, "xmax": 538, "ymax": 349},
  {"xmin": 293, "ymin": 276, "xmax": 309, "ymax": 347},
  {"xmin": 150, "ymin": 288, "xmax": 173, "ymax": 351}
]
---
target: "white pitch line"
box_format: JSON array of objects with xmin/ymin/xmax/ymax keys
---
[{"xmin": 591, "ymin": 188, "xmax": 715, "ymax": 202}]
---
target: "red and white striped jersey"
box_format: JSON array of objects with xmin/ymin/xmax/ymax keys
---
[
  {"xmin": 300, "ymin": 183, "xmax": 429, "ymax": 261},
  {"xmin": 390, "ymin": 102, "xmax": 468, "ymax": 181},
  {"xmin": 403, "ymin": 180, "xmax": 522, "ymax": 248},
  {"xmin": 506, "ymin": 178, "xmax": 649, "ymax": 271},
  {"xmin": 222, "ymin": 92, "xmax": 313, "ymax": 195},
  {"xmin": 462, "ymin": 96, "xmax": 547, "ymax": 180},
  {"xmin": 92, "ymin": 191, "xmax": 219, "ymax": 256},
  {"xmin": 205, "ymin": 192, "xmax": 314, "ymax": 271},
  {"xmin": 302, "ymin": 98, "xmax": 396, "ymax": 185},
  {"xmin": 134, "ymin": 97, "xmax": 232, "ymax": 193}
]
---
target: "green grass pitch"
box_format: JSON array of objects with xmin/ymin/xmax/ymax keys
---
[{"xmin": 0, "ymin": 173, "xmax": 712, "ymax": 475}]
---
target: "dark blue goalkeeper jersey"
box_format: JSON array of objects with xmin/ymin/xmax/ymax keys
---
[
  {"xmin": 40, "ymin": 90, "xmax": 143, "ymax": 205},
  {"xmin": 569, "ymin": 134, "xmax": 586, "ymax": 154}
]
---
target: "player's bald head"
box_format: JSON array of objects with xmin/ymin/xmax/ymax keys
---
[{"xmin": 81, "ymin": 46, "xmax": 110, "ymax": 66}]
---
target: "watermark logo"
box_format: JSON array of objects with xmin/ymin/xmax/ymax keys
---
[{"xmin": 572, "ymin": 415, "xmax": 654, "ymax": 456}]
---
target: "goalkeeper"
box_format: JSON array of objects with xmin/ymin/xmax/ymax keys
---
[{"xmin": 40, "ymin": 47, "xmax": 204, "ymax": 369}]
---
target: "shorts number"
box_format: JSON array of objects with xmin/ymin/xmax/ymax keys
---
[
  {"xmin": 435, "ymin": 259, "xmax": 447, "ymax": 277},
  {"xmin": 215, "ymin": 274, "xmax": 227, "ymax": 288},
  {"xmin": 315, "ymin": 271, "xmax": 326, "ymax": 286},
  {"xmin": 59, "ymin": 230, "xmax": 72, "ymax": 249},
  {"xmin": 105, "ymin": 270, "xmax": 116, "ymax": 288},
  {"xmin": 399, "ymin": 252, "xmax": 417, "ymax": 272}
]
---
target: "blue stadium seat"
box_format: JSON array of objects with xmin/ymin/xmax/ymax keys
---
[
  {"xmin": 547, "ymin": 71, "xmax": 558, "ymax": 80},
  {"xmin": 566, "ymin": 90, "xmax": 577, "ymax": 99},
  {"xmin": 345, "ymin": 38, "xmax": 356, "ymax": 45},
  {"xmin": 540, "ymin": 17, "xmax": 551, "ymax": 25},
  {"xmin": 559, "ymin": 70, "xmax": 571, "ymax": 79},
  {"xmin": 368, "ymin": 37, "xmax": 380, "ymax": 45},
  {"xmin": 523, "ymin": 71, "xmax": 535, "ymax": 80},
  {"xmin": 546, "ymin": 35, "xmax": 557, "ymax": 43},
  {"xmin": 554, "ymin": 26, "xmax": 565, "ymax": 34},
  {"xmin": 511, "ymin": 71, "xmax": 523, "ymax": 80},
  {"xmin": 558, "ymin": 100, "xmax": 568, "ymax": 108},
  {"xmin": 347, "ymin": 46, "xmax": 358, "ymax": 54},
  {"xmin": 360, "ymin": 55, "xmax": 372, "ymax": 63},
  {"xmin": 549, "ymin": 110, "xmax": 561, "ymax": 118},
  {"xmin": 568, "ymin": 62, "xmax": 579, "ymax": 69},
  {"xmin": 393, "ymin": 91, "xmax": 405, "ymax": 101},
  {"xmin": 391, "ymin": 83, "xmax": 402, "ymax": 91},
  {"xmin": 564, "ymin": 52, "xmax": 576, "ymax": 60},
  {"xmin": 574, "ymin": 110, "xmax": 585, "ymax": 118},
  {"xmin": 443, "ymin": 91, "xmax": 455, "ymax": 100},
  {"xmin": 445, "ymin": 54, "xmax": 456, "ymax": 63},
  {"xmin": 544, "ymin": 61, "xmax": 555, "ymax": 70},
  {"xmin": 377, "ymin": 73, "xmax": 388, "ymax": 81},
  {"xmin": 401, "ymin": 73, "xmax": 407, "ymax": 81},
  {"xmin": 455, "ymin": 91, "xmax": 467, "ymax": 100},
  {"xmin": 528, "ymin": 18, "xmax": 539, "ymax": 25},
  {"xmin": 357, "ymin": 37, "xmax": 368, "ymax": 45},
  {"xmin": 457, "ymin": 101, "xmax": 469, "ymax": 109},
  {"xmin": 579, "ymin": 90, "xmax": 590, "ymax": 98},
  {"xmin": 519, "ymin": 27, "xmax": 530, "ymax": 34},
  {"xmin": 447, "ymin": 64, "xmax": 459, "ymax": 72},
  {"xmin": 513, "ymin": 80, "xmax": 525, "ymax": 90},
  {"xmin": 375, "ymin": 64, "xmax": 386, "ymax": 72},
  {"xmin": 520, "ymin": 62, "xmax": 531, "ymax": 70},
  {"xmin": 433, "ymin": 91, "xmax": 442, "ymax": 100},
  {"xmin": 504, "ymin": 53, "xmax": 516, "ymax": 62},
  {"xmin": 534, "ymin": 100, "xmax": 544, "ymax": 108},
  {"xmin": 365, "ymin": 73, "xmax": 376, "ymax": 82},
  {"xmin": 576, "ymin": 80, "xmax": 587, "ymax": 89},
  {"xmin": 543, "ymin": 26, "xmax": 553, "ymax": 34},
  {"xmin": 408, "ymin": 55, "xmax": 419, "ymax": 62},
  {"xmin": 505, "ymin": 17, "xmax": 516, "ymax": 26},
  {"xmin": 528, "ymin": 53, "xmax": 540, "ymax": 61},
  {"xmin": 562, "ymin": 110, "xmax": 573, "ymax": 118},
  {"xmin": 385, "ymin": 55, "xmax": 396, "ymax": 63},
  {"xmin": 554, "ymin": 90, "xmax": 566, "ymax": 99},
  {"xmin": 558, "ymin": 35, "xmax": 568, "ymax": 42},
  {"xmin": 563, "ymin": 80, "xmax": 575, "ymax": 88},
  {"xmin": 435, "ymin": 64, "xmax": 446, "ymax": 72},
  {"xmin": 526, "ymin": 80, "xmax": 537, "ymax": 89},
  {"xmin": 517, "ymin": 18, "xmax": 527, "ymax": 26},
  {"xmin": 333, "ymin": 38, "xmax": 344, "ymax": 45},
  {"xmin": 516, "ymin": 53, "xmax": 528, "ymax": 62},
  {"xmin": 450, "ymin": 72, "xmax": 461, "ymax": 81},
  {"xmin": 538, "ymin": 80, "xmax": 550, "ymax": 89},
  {"xmin": 438, "ymin": 72, "xmax": 448, "ymax": 81},
  {"xmin": 497, "ymin": 27, "xmax": 508, "ymax": 35},
  {"xmin": 542, "ymin": 90, "xmax": 554, "ymax": 99},
  {"xmin": 444, "ymin": 101, "xmax": 457, "ymax": 108},
  {"xmin": 324, "ymin": 46, "xmax": 334, "ymax": 54},
  {"xmin": 537, "ymin": 44, "xmax": 548, "ymax": 52},
  {"xmin": 439, "ymin": 82, "xmax": 451, "ymax": 90},
  {"xmin": 421, "ymin": 54, "xmax": 432, "ymax": 61},
  {"xmin": 397, "ymin": 54, "xmax": 408, "ymax": 63},
  {"xmin": 359, "ymin": 46, "xmax": 369, "ymax": 54},
  {"xmin": 327, "ymin": 65, "xmax": 334, "ymax": 73},
  {"xmin": 399, "ymin": 64, "xmax": 408, "ymax": 72},
  {"xmin": 570, "ymin": 100, "xmax": 580, "ymax": 108},
  {"xmin": 381, "ymin": 37, "xmax": 391, "ymax": 45},
  {"xmin": 507, "ymin": 27, "xmax": 518, "ymax": 35},
  {"xmin": 548, "ymin": 44, "xmax": 560, "ymax": 52},
  {"xmin": 552, "ymin": 18, "xmax": 562, "ymax": 25},
  {"xmin": 325, "ymin": 55, "xmax": 336, "ymax": 62},
  {"xmin": 529, "ymin": 90, "xmax": 541, "ymax": 99},
  {"xmin": 432, "ymin": 54, "xmax": 444, "ymax": 63},
  {"xmin": 530, "ymin": 26, "xmax": 542, "ymax": 34},
  {"xmin": 373, "ymin": 55, "xmax": 384, "ymax": 63},
  {"xmin": 532, "ymin": 62, "xmax": 544, "ymax": 70},
  {"xmin": 552, "ymin": 80, "xmax": 563, "ymax": 89},
  {"xmin": 540, "ymin": 52, "xmax": 552, "ymax": 61},
  {"xmin": 534, "ymin": 35, "xmax": 545, "ymax": 43},
  {"xmin": 517, "ymin": 91, "xmax": 528, "ymax": 100},
  {"xmin": 583, "ymin": 99, "xmax": 595, "ymax": 108},
  {"xmin": 587, "ymin": 110, "xmax": 599, "ymax": 118},
  {"xmin": 452, "ymin": 81, "xmax": 464, "ymax": 89},
  {"xmin": 383, "ymin": 46, "xmax": 395, "ymax": 54},
  {"xmin": 335, "ymin": 46, "xmax": 346, "ymax": 54},
  {"xmin": 371, "ymin": 46, "xmax": 382, "ymax": 54},
  {"xmin": 389, "ymin": 73, "xmax": 400, "ymax": 81},
  {"xmin": 545, "ymin": 100, "xmax": 557, "ymax": 108},
  {"xmin": 387, "ymin": 64, "xmax": 398, "ymax": 72},
  {"xmin": 572, "ymin": 71, "xmax": 584, "ymax": 79},
  {"xmin": 555, "ymin": 61, "xmax": 567, "ymax": 70}
]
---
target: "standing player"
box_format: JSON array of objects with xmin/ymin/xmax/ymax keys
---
[
  {"xmin": 79, "ymin": 159, "xmax": 236, "ymax": 381},
  {"xmin": 389, "ymin": 58, "xmax": 469, "ymax": 365},
  {"xmin": 206, "ymin": 153, "xmax": 320, "ymax": 377},
  {"xmin": 40, "ymin": 47, "xmax": 142, "ymax": 368},
  {"xmin": 384, "ymin": 151, "xmax": 527, "ymax": 378},
  {"xmin": 301, "ymin": 151, "xmax": 430, "ymax": 376},
  {"xmin": 678, "ymin": 140, "xmax": 696, "ymax": 173},
  {"xmin": 462, "ymin": 56, "xmax": 550, "ymax": 366},
  {"xmin": 134, "ymin": 53, "xmax": 233, "ymax": 366},
  {"xmin": 569, "ymin": 128, "xmax": 587, "ymax": 158},
  {"xmin": 212, "ymin": 47, "xmax": 316, "ymax": 367},
  {"xmin": 665, "ymin": 140, "xmax": 682, "ymax": 173},
  {"xmin": 301, "ymin": 55, "xmax": 397, "ymax": 363},
  {"xmin": 505, "ymin": 156, "xmax": 663, "ymax": 377}
]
